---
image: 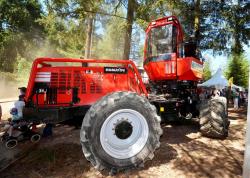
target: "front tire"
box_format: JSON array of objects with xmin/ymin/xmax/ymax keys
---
[{"xmin": 80, "ymin": 92, "xmax": 162, "ymax": 173}]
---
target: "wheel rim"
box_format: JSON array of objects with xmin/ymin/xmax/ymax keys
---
[
  {"xmin": 31, "ymin": 134, "xmax": 41, "ymax": 143},
  {"xmin": 6, "ymin": 139, "xmax": 17, "ymax": 149},
  {"xmin": 100, "ymin": 109, "xmax": 149, "ymax": 159}
]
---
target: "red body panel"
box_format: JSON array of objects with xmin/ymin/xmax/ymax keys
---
[
  {"xmin": 25, "ymin": 58, "xmax": 147, "ymax": 108},
  {"xmin": 144, "ymin": 57, "xmax": 203, "ymax": 81},
  {"xmin": 177, "ymin": 57, "xmax": 203, "ymax": 80}
]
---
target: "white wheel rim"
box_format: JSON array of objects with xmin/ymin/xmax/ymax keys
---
[{"xmin": 100, "ymin": 109, "xmax": 149, "ymax": 159}]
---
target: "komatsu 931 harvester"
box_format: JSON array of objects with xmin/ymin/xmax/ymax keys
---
[{"xmin": 21, "ymin": 16, "xmax": 229, "ymax": 173}]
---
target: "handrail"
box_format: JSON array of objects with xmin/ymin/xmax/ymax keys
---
[{"xmin": 25, "ymin": 58, "xmax": 148, "ymax": 101}]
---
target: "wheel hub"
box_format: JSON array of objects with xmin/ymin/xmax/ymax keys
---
[{"xmin": 114, "ymin": 120, "xmax": 133, "ymax": 140}]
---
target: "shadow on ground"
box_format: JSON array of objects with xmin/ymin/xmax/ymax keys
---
[
  {"xmin": 0, "ymin": 107, "xmax": 246, "ymax": 178},
  {"xmin": 171, "ymin": 139, "xmax": 243, "ymax": 178},
  {"xmin": 163, "ymin": 121, "xmax": 200, "ymax": 144},
  {"xmin": 0, "ymin": 143, "xmax": 90, "ymax": 178}
]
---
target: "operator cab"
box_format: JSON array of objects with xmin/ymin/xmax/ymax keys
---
[
  {"xmin": 143, "ymin": 16, "xmax": 203, "ymax": 82},
  {"xmin": 145, "ymin": 23, "xmax": 178, "ymax": 62}
]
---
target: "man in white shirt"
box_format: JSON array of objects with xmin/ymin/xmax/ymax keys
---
[
  {"xmin": 7, "ymin": 95, "xmax": 26, "ymax": 137},
  {"xmin": 13, "ymin": 95, "xmax": 25, "ymax": 120}
]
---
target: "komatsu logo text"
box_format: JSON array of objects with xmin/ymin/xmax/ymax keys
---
[{"xmin": 104, "ymin": 67, "xmax": 127, "ymax": 74}]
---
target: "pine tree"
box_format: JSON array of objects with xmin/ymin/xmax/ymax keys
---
[
  {"xmin": 201, "ymin": 0, "xmax": 250, "ymax": 54},
  {"xmin": 0, "ymin": 0, "xmax": 44, "ymax": 72},
  {"xmin": 95, "ymin": 10, "xmax": 126, "ymax": 59},
  {"xmin": 203, "ymin": 58, "xmax": 212, "ymax": 81},
  {"xmin": 225, "ymin": 54, "xmax": 249, "ymax": 88}
]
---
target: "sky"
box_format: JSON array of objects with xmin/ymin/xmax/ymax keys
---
[{"xmin": 203, "ymin": 45, "xmax": 250, "ymax": 75}]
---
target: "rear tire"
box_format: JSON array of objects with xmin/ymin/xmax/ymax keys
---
[
  {"xmin": 80, "ymin": 92, "xmax": 162, "ymax": 173},
  {"xmin": 199, "ymin": 97, "xmax": 229, "ymax": 138}
]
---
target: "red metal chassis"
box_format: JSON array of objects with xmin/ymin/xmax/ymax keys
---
[{"xmin": 25, "ymin": 58, "xmax": 148, "ymax": 108}]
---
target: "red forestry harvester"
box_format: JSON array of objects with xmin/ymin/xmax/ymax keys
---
[{"xmin": 21, "ymin": 16, "xmax": 228, "ymax": 173}]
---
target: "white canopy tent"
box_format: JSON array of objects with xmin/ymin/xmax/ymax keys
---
[
  {"xmin": 198, "ymin": 68, "xmax": 246, "ymax": 91},
  {"xmin": 198, "ymin": 68, "xmax": 229, "ymax": 89}
]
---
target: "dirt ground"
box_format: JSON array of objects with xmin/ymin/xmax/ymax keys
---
[{"xmin": 0, "ymin": 107, "xmax": 247, "ymax": 178}]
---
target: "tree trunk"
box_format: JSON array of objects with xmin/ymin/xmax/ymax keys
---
[
  {"xmin": 232, "ymin": 32, "xmax": 242, "ymax": 55},
  {"xmin": 232, "ymin": 2, "xmax": 242, "ymax": 56},
  {"xmin": 194, "ymin": 0, "xmax": 201, "ymax": 53},
  {"xmin": 84, "ymin": 15, "xmax": 94, "ymax": 59},
  {"xmin": 123, "ymin": 0, "xmax": 135, "ymax": 60}
]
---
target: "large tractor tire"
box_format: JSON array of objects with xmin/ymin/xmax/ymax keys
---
[
  {"xmin": 199, "ymin": 97, "xmax": 230, "ymax": 138},
  {"xmin": 80, "ymin": 92, "xmax": 162, "ymax": 174}
]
